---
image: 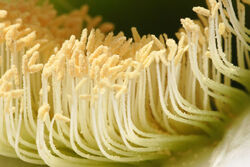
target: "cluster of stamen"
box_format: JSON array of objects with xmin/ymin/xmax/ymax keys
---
[{"xmin": 0, "ymin": 0, "xmax": 249, "ymax": 166}]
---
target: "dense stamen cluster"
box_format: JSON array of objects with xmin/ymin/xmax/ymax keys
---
[{"xmin": 0, "ymin": 0, "xmax": 249, "ymax": 167}]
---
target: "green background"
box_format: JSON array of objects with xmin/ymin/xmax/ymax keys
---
[{"xmin": 50, "ymin": 0, "xmax": 207, "ymax": 38}]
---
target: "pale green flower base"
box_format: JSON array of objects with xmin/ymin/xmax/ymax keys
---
[
  {"xmin": 0, "ymin": 156, "xmax": 45, "ymax": 167},
  {"xmin": 1, "ymin": 108, "xmax": 249, "ymax": 167}
]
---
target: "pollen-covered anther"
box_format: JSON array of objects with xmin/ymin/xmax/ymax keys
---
[
  {"xmin": 209, "ymin": 0, "xmax": 219, "ymax": 18},
  {"xmin": 99, "ymin": 22, "xmax": 114, "ymax": 33},
  {"xmin": 136, "ymin": 41, "xmax": 154, "ymax": 62},
  {"xmin": 54, "ymin": 113, "xmax": 70, "ymax": 123},
  {"xmin": 0, "ymin": 10, "xmax": 7, "ymax": 18},
  {"xmin": 151, "ymin": 35, "xmax": 165, "ymax": 50},
  {"xmin": 23, "ymin": 50, "xmax": 44, "ymax": 73},
  {"xmin": 28, "ymin": 64, "xmax": 43, "ymax": 73},
  {"xmin": 143, "ymin": 51, "xmax": 156, "ymax": 67},
  {"xmin": 4, "ymin": 24, "xmax": 20, "ymax": 49},
  {"xmin": 26, "ymin": 43, "xmax": 41, "ymax": 57},
  {"xmin": 108, "ymin": 65, "xmax": 123, "ymax": 75},
  {"xmin": 166, "ymin": 39, "xmax": 178, "ymax": 61},
  {"xmin": 9, "ymin": 89, "xmax": 24, "ymax": 98},
  {"xmin": 131, "ymin": 27, "xmax": 141, "ymax": 42},
  {"xmin": 193, "ymin": 6, "xmax": 210, "ymax": 17},
  {"xmin": 0, "ymin": 66, "xmax": 18, "ymax": 85},
  {"xmin": 218, "ymin": 23, "xmax": 226, "ymax": 35},
  {"xmin": 88, "ymin": 45, "xmax": 109, "ymax": 63},
  {"xmin": 180, "ymin": 18, "xmax": 200, "ymax": 32},
  {"xmin": 119, "ymin": 58, "xmax": 133, "ymax": 71},
  {"xmin": 0, "ymin": 82, "xmax": 12, "ymax": 95},
  {"xmin": 99, "ymin": 78, "xmax": 112, "ymax": 89},
  {"xmin": 16, "ymin": 31, "xmax": 36, "ymax": 51},
  {"xmin": 38, "ymin": 104, "xmax": 50, "ymax": 121},
  {"xmin": 126, "ymin": 71, "xmax": 140, "ymax": 79},
  {"xmin": 112, "ymin": 84, "xmax": 124, "ymax": 91},
  {"xmin": 16, "ymin": 27, "xmax": 32, "ymax": 39},
  {"xmin": 3, "ymin": 23, "xmax": 21, "ymax": 35},
  {"xmin": 28, "ymin": 51, "xmax": 39, "ymax": 67}
]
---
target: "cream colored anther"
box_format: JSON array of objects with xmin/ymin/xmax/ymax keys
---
[
  {"xmin": 99, "ymin": 78, "xmax": 112, "ymax": 89},
  {"xmin": 218, "ymin": 23, "xmax": 226, "ymax": 35},
  {"xmin": 136, "ymin": 41, "xmax": 154, "ymax": 62},
  {"xmin": 54, "ymin": 113, "xmax": 70, "ymax": 123},
  {"xmin": 112, "ymin": 84, "xmax": 124, "ymax": 91},
  {"xmin": 166, "ymin": 39, "xmax": 177, "ymax": 61},
  {"xmin": 99, "ymin": 22, "xmax": 114, "ymax": 33},
  {"xmin": 42, "ymin": 56, "xmax": 56, "ymax": 77},
  {"xmin": 104, "ymin": 32, "xmax": 114, "ymax": 45},
  {"xmin": 107, "ymin": 54, "xmax": 120, "ymax": 67},
  {"xmin": 131, "ymin": 27, "xmax": 141, "ymax": 42},
  {"xmin": 16, "ymin": 27, "xmax": 32, "ymax": 39},
  {"xmin": 0, "ymin": 10, "xmax": 7, "ymax": 18},
  {"xmin": 79, "ymin": 28, "xmax": 88, "ymax": 50},
  {"xmin": 143, "ymin": 51, "xmax": 156, "ymax": 68},
  {"xmin": 180, "ymin": 18, "xmax": 200, "ymax": 32},
  {"xmin": 0, "ymin": 22, "xmax": 8, "ymax": 30},
  {"xmin": 9, "ymin": 89, "xmax": 24, "ymax": 98},
  {"xmin": 88, "ymin": 45, "xmax": 108, "ymax": 63},
  {"xmin": 0, "ymin": 66, "xmax": 18, "ymax": 85},
  {"xmin": 108, "ymin": 65, "xmax": 123, "ymax": 76},
  {"xmin": 16, "ymin": 31, "xmax": 36, "ymax": 50},
  {"xmin": 28, "ymin": 64, "xmax": 43, "ymax": 73},
  {"xmin": 25, "ymin": 51, "xmax": 44, "ymax": 73},
  {"xmin": 126, "ymin": 71, "xmax": 140, "ymax": 79},
  {"xmin": 119, "ymin": 38, "xmax": 132, "ymax": 56},
  {"xmin": 120, "ymin": 58, "xmax": 133, "ymax": 71},
  {"xmin": 209, "ymin": 0, "xmax": 219, "ymax": 18},
  {"xmin": 193, "ymin": 6, "xmax": 210, "ymax": 17},
  {"xmin": 65, "ymin": 35, "xmax": 76, "ymax": 59},
  {"xmin": 28, "ymin": 51, "xmax": 39, "ymax": 67},
  {"xmin": 38, "ymin": 104, "xmax": 50, "ymax": 121},
  {"xmin": 94, "ymin": 53, "xmax": 108, "ymax": 66},
  {"xmin": 26, "ymin": 43, "xmax": 40, "ymax": 57},
  {"xmin": 151, "ymin": 35, "xmax": 165, "ymax": 49},
  {"xmin": 86, "ymin": 29, "xmax": 95, "ymax": 54},
  {"xmin": 3, "ymin": 23, "xmax": 21, "ymax": 34},
  {"xmin": 0, "ymin": 82, "xmax": 12, "ymax": 93},
  {"xmin": 4, "ymin": 24, "xmax": 20, "ymax": 49}
]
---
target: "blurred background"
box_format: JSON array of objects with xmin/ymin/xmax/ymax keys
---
[{"xmin": 50, "ymin": 0, "xmax": 207, "ymax": 38}]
